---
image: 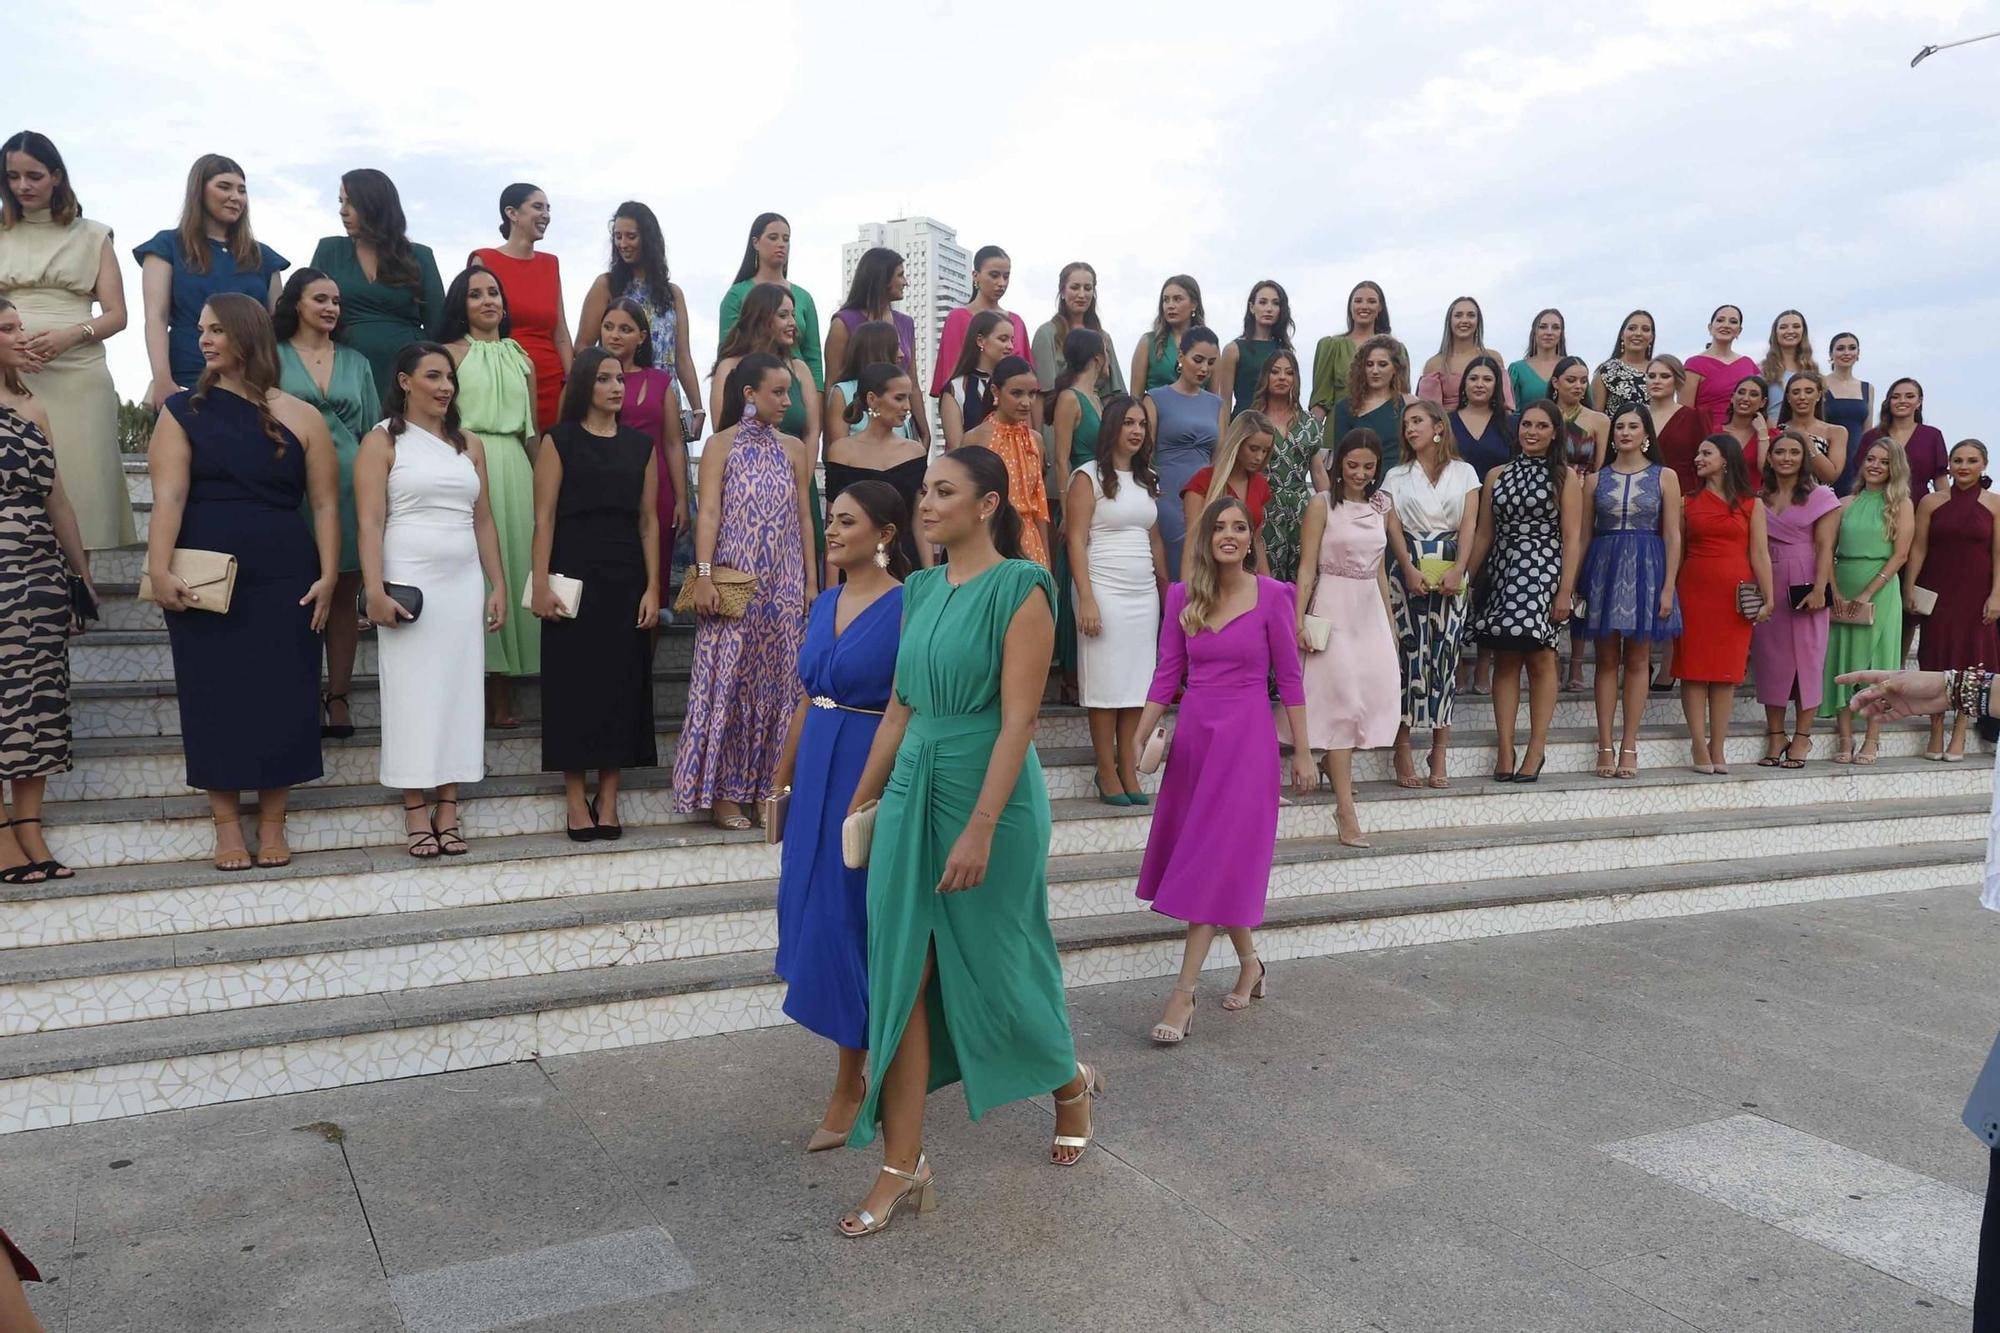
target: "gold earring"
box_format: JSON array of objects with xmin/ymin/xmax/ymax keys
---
[{"xmin": 873, "ymin": 542, "xmax": 890, "ymax": 570}]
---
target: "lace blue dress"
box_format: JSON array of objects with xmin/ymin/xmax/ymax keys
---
[{"xmin": 1579, "ymin": 463, "xmax": 1682, "ymax": 641}]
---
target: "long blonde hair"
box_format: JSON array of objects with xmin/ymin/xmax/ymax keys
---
[
  {"xmin": 1180, "ymin": 495, "xmax": 1253, "ymax": 634},
  {"xmin": 1857, "ymin": 437, "xmax": 1910, "ymax": 543},
  {"xmin": 1400, "ymin": 398, "xmax": 1458, "ymax": 475},
  {"xmin": 1204, "ymin": 410, "xmax": 1275, "ymax": 505},
  {"xmin": 1760, "ymin": 308, "xmax": 1819, "ymax": 381}
]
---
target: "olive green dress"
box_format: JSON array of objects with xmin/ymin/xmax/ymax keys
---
[
  {"xmin": 850, "ymin": 560, "xmax": 1076, "ymax": 1145},
  {"xmin": 276, "ymin": 342, "xmax": 379, "ymax": 572},
  {"xmin": 1053, "ymin": 389, "xmax": 1101, "ymax": 677}
]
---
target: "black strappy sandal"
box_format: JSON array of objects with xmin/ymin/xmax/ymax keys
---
[
  {"xmin": 433, "ymin": 799, "xmax": 468, "ymax": 856},
  {"xmin": 7, "ymin": 817, "xmax": 72, "ymax": 879},
  {"xmin": 404, "ymin": 801, "xmax": 442, "ymax": 859},
  {"xmin": 321, "ymin": 690, "xmax": 355, "ymax": 740},
  {"xmin": 0, "ymin": 821, "xmax": 46, "ymax": 885}
]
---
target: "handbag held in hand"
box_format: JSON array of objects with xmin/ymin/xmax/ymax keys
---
[{"xmin": 138, "ymin": 549, "xmax": 237, "ymax": 613}]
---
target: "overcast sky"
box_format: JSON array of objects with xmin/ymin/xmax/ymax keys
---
[{"xmin": 14, "ymin": 0, "xmax": 1995, "ymax": 436}]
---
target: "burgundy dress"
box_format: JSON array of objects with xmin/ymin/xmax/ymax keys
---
[
  {"xmin": 1655, "ymin": 406, "xmax": 1708, "ymax": 496},
  {"xmin": 1915, "ymin": 484, "xmax": 2000, "ymax": 672},
  {"xmin": 1859, "ymin": 424, "xmax": 1950, "ymax": 499},
  {"xmin": 619, "ymin": 366, "xmax": 678, "ymax": 592}
]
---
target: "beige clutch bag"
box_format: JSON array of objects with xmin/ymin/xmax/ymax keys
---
[
  {"xmin": 523, "ymin": 574, "xmax": 582, "ymax": 618},
  {"xmin": 138, "ymin": 548, "xmax": 237, "ymax": 613},
  {"xmin": 841, "ymin": 800, "xmax": 879, "ymax": 870},
  {"xmin": 1301, "ymin": 614, "xmax": 1332, "ymax": 653},
  {"xmin": 763, "ymin": 788, "xmax": 790, "ymax": 845},
  {"xmin": 1138, "ymin": 726, "xmax": 1169, "ymax": 774},
  {"xmin": 1908, "ymin": 586, "xmax": 1938, "ymax": 617}
]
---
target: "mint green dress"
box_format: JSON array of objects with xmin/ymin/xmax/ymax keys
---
[
  {"xmin": 851, "ymin": 561, "xmax": 1076, "ymax": 1145},
  {"xmin": 1819, "ymin": 488, "xmax": 1903, "ymax": 716},
  {"xmin": 277, "ymin": 342, "xmax": 379, "ymax": 572},
  {"xmin": 1053, "ymin": 389, "xmax": 1101, "ymax": 677},
  {"xmin": 454, "ymin": 338, "xmax": 540, "ymax": 676}
]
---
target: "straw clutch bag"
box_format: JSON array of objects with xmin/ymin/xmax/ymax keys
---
[{"xmin": 673, "ymin": 566, "xmax": 756, "ymax": 619}]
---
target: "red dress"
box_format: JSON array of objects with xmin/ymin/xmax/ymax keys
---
[
  {"xmin": 1915, "ymin": 484, "xmax": 2000, "ymax": 671},
  {"xmin": 472, "ymin": 247, "xmax": 564, "ymax": 426},
  {"xmin": 1656, "ymin": 406, "xmax": 1708, "ymax": 495},
  {"xmin": 1672, "ymin": 489, "xmax": 1756, "ymax": 683},
  {"xmin": 1182, "ymin": 467, "xmax": 1272, "ymax": 526}
]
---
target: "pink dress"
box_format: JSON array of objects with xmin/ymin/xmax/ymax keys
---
[
  {"xmin": 928, "ymin": 306, "xmax": 1034, "ymax": 396},
  {"xmin": 1685, "ymin": 353, "xmax": 1757, "ymax": 432},
  {"xmin": 1750, "ymin": 486, "xmax": 1840, "ymax": 708},
  {"xmin": 1136, "ymin": 578, "xmax": 1306, "ymax": 929},
  {"xmin": 1302, "ymin": 495, "xmax": 1401, "ymax": 750},
  {"xmin": 618, "ymin": 366, "xmax": 678, "ymax": 591}
]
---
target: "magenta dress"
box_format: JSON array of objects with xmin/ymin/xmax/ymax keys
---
[
  {"xmin": 928, "ymin": 307, "xmax": 1034, "ymax": 397},
  {"xmin": 671, "ymin": 419, "xmax": 806, "ymax": 811},
  {"xmin": 618, "ymin": 366, "xmax": 678, "ymax": 592},
  {"xmin": 1751, "ymin": 486, "xmax": 1840, "ymax": 708},
  {"xmin": 1136, "ymin": 577, "xmax": 1306, "ymax": 929},
  {"xmin": 1685, "ymin": 353, "xmax": 1757, "ymax": 431},
  {"xmin": 1302, "ymin": 495, "xmax": 1401, "ymax": 751}
]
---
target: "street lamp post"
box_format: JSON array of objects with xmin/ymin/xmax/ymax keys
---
[{"xmin": 1911, "ymin": 28, "xmax": 2000, "ymax": 66}]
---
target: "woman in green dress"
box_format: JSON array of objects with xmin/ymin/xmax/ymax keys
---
[
  {"xmin": 309, "ymin": 169, "xmax": 445, "ymax": 401},
  {"xmin": 1252, "ymin": 348, "xmax": 1325, "ymax": 583},
  {"xmin": 1128, "ymin": 274, "xmax": 1203, "ymax": 394},
  {"xmin": 1031, "ymin": 262, "xmax": 1124, "ymax": 400},
  {"xmin": 440, "ymin": 264, "xmax": 540, "ymax": 726},
  {"xmin": 712, "ymin": 282, "xmax": 823, "ymax": 573},
  {"xmin": 1215, "ymin": 279, "xmax": 1293, "ymax": 417},
  {"xmin": 274, "ymin": 268, "xmax": 380, "ymax": 739},
  {"xmin": 718, "ymin": 212, "xmax": 821, "ymax": 389},
  {"xmin": 1820, "ymin": 437, "xmax": 1914, "ymax": 762},
  {"xmin": 838, "ymin": 444, "xmax": 1104, "ymax": 1237},
  {"xmin": 1047, "ymin": 328, "xmax": 1106, "ymax": 699},
  {"xmin": 1309, "ymin": 280, "xmax": 1397, "ymax": 420},
  {"xmin": 1334, "ymin": 335, "xmax": 1413, "ymax": 469}
]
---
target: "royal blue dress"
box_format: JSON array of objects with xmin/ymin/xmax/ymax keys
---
[
  {"xmin": 1579, "ymin": 463, "xmax": 1682, "ymax": 641},
  {"xmin": 132, "ymin": 231, "xmax": 288, "ymax": 388},
  {"xmin": 774, "ymin": 583, "xmax": 903, "ymax": 1049}
]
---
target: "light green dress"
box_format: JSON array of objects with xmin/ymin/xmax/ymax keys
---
[
  {"xmin": 1819, "ymin": 488, "xmax": 1902, "ymax": 716},
  {"xmin": 453, "ymin": 337, "xmax": 540, "ymax": 676},
  {"xmin": 277, "ymin": 342, "xmax": 380, "ymax": 572},
  {"xmin": 851, "ymin": 561, "xmax": 1076, "ymax": 1145}
]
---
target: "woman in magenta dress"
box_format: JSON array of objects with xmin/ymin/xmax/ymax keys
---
[
  {"xmin": 927, "ymin": 245, "xmax": 1033, "ymax": 397},
  {"xmin": 1751, "ymin": 430, "xmax": 1841, "ymax": 767},
  {"xmin": 1908, "ymin": 439, "xmax": 2000, "ymax": 760},
  {"xmin": 1683, "ymin": 304, "xmax": 1757, "ymax": 432},
  {"xmin": 596, "ymin": 297, "xmax": 688, "ymax": 598},
  {"xmin": 471, "ymin": 184, "xmax": 571, "ymax": 426},
  {"xmin": 1132, "ymin": 495, "xmax": 1315, "ymax": 1045}
]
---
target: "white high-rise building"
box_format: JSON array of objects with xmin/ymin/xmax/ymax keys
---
[{"xmin": 841, "ymin": 217, "xmax": 971, "ymax": 433}]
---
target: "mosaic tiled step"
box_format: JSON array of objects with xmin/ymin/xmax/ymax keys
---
[
  {"xmin": 15, "ymin": 748, "xmax": 1984, "ymax": 944},
  {"xmin": 48, "ymin": 713, "xmax": 1858, "ymax": 803},
  {"xmin": 0, "ymin": 795, "xmax": 1981, "ymax": 1035},
  {"xmin": 31, "ymin": 720, "xmax": 1968, "ymax": 868},
  {"xmin": 0, "ymin": 839, "xmax": 1979, "ymax": 1133},
  {"xmin": 123, "ymin": 458, "xmax": 149, "ymax": 506}
]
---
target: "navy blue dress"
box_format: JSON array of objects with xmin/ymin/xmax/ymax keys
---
[
  {"xmin": 1450, "ymin": 408, "xmax": 1512, "ymax": 479},
  {"xmin": 161, "ymin": 389, "xmax": 322, "ymax": 790},
  {"xmin": 774, "ymin": 583, "xmax": 903, "ymax": 1049},
  {"xmin": 132, "ymin": 231, "xmax": 288, "ymax": 388}
]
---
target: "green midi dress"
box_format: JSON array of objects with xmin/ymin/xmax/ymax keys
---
[
  {"xmin": 1819, "ymin": 488, "xmax": 1903, "ymax": 717},
  {"xmin": 850, "ymin": 560, "xmax": 1077, "ymax": 1145},
  {"xmin": 453, "ymin": 337, "xmax": 541, "ymax": 676}
]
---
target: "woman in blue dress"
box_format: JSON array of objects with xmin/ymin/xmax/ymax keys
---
[
  {"xmin": 773, "ymin": 481, "xmax": 907, "ymax": 1152},
  {"xmin": 135, "ymin": 154, "xmax": 289, "ymax": 408}
]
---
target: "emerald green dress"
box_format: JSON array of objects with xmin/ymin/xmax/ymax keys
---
[
  {"xmin": 1819, "ymin": 488, "xmax": 1903, "ymax": 716},
  {"xmin": 1142, "ymin": 330, "xmax": 1179, "ymax": 392},
  {"xmin": 454, "ymin": 337, "xmax": 540, "ymax": 676},
  {"xmin": 774, "ymin": 364, "xmax": 825, "ymax": 567},
  {"xmin": 719, "ymin": 280, "xmax": 823, "ymax": 389},
  {"xmin": 308, "ymin": 236, "xmax": 445, "ymax": 402},
  {"xmin": 1229, "ymin": 337, "xmax": 1281, "ymax": 416},
  {"xmin": 1053, "ymin": 389, "xmax": 1101, "ymax": 677},
  {"xmin": 850, "ymin": 561, "xmax": 1076, "ymax": 1145},
  {"xmin": 276, "ymin": 342, "xmax": 379, "ymax": 572}
]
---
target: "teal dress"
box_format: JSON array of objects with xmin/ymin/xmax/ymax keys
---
[
  {"xmin": 1333, "ymin": 396, "xmax": 1407, "ymax": 471},
  {"xmin": 775, "ymin": 364, "xmax": 825, "ymax": 566},
  {"xmin": 719, "ymin": 280, "xmax": 823, "ymax": 389},
  {"xmin": 308, "ymin": 236, "xmax": 445, "ymax": 402},
  {"xmin": 133, "ymin": 230, "xmax": 288, "ymax": 387},
  {"xmin": 851, "ymin": 561, "xmax": 1076, "ymax": 1144},
  {"xmin": 1229, "ymin": 337, "xmax": 1281, "ymax": 416},
  {"xmin": 276, "ymin": 342, "xmax": 378, "ymax": 572},
  {"xmin": 1508, "ymin": 359, "xmax": 1554, "ymax": 407},
  {"xmin": 1053, "ymin": 389, "xmax": 1102, "ymax": 677},
  {"xmin": 1142, "ymin": 330, "xmax": 1180, "ymax": 392}
]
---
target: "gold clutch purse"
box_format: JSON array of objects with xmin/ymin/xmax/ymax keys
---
[
  {"xmin": 138, "ymin": 548, "xmax": 237, "ymax": 613},
  {"xmin": 672, "ymin": 566, "xmax": 757, "ymax": 619},
  {"xmin": 763, "ymin": 788, "xmax": 791, "ymax": 845}
]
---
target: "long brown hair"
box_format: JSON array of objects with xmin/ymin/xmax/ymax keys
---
[
  {"xmin": 1345, "ymin": 334, "xmax": 1409, "ymax": 410},
  {"xmin": 713, "ymin": 281, "xmax": 795, "ymax": 367},
  {"xmin": 385, "ymin": 341, "xmax": 469, "ymax": 452},
  {"xmin": 1251, "ymin": 348, "xmax": 1303, "ymax": 416},
  {"xmin": 176, "ymin": 154, "xmax": 263, "ymax": 277},
  {"xmin": 190, "ymin": 293, "xmax": 290, "ymax": 454},
  {"xmin": 1049, "ymin": 261, "xmax": 1102, "ymax": 337},
  {"xmin": 1092, "ymin": 394, "xmax": 1158, "ymax": 501},
  {"xmin": 340, "ymin": 168, "xmax": 420, "ymax": 289},
  {"xmin": 1180, "ymin": 495, "xmax": 1253, "ymax": 634}
]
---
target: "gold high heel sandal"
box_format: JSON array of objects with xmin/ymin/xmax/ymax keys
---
[
  {"xmin": 1050, "ymin": 1062, "xmax": 1105, "ymax": 1166},
  {"xmin": 1150, "ymin": 987, "xmax": 1197, "ymax": 1044},
  {"xmin": 1221, "ymin": 958, "xmax": 1268, "ymax": 1011},
  {"xmin": 837, "ymin": 1156, "xmax": 936, "ymax": 1237}
]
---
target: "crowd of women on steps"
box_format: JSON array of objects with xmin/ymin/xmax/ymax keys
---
[{"xmin": 0, "ymin": 132, "xmax": 1985, "ymax": 877}]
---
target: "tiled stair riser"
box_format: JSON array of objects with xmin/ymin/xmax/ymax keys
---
[
  {"xmin": 72, "ymin": 630, "xmax": 697, "ymax": 685},
  {"xmin": 41, "ymin": 744, "xmax": 1985, "ymax": 870},
  {"xmin": 2, "ymin": 810, "xmax": 1974, "ymax": 1034},
  {"xmin": 0, "ymin": 858, "xmax": 1969, "ymax": 1134}
]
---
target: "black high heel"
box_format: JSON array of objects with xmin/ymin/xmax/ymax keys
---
[
  {"xmin": 588, "ymin": 797, "xmax": 622, "ymax": 841},
  {"xmin": 321, "ymin": 691, "xmax": 355, "ymax": 740},
  {"xmin": 1511, "ymin": 756, "xmax": 1546, "ymax": 784}
]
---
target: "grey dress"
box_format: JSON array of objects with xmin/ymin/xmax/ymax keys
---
[{"xmin": 1148, "ymin": 384, "xmax": 1221, "ymax": 576}]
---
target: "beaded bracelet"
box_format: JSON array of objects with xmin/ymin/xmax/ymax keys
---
[{"xmin": 1949, "ymin": 666, "xmax": 1991, "ymax": 716}]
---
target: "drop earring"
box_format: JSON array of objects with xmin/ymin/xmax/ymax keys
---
[
  {"xmin": 743, "ymin": 399, "xmax": 758, "ymax": 423},
  {"xmin": 1433, "ymin": 433, "xmax": 1443, "ymax": 444},
  {"xmin": 873, "ymin": 542, "xmax": 890, "ymax": 570}
]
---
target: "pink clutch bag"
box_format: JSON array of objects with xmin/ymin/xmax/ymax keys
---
[{"xmin": 1138, "ymin": 726, "xmax": 1168, "ymax": 774}]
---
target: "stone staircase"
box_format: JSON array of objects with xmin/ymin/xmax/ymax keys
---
[{"xmin": 0, "ymin": 460, "xmax": 1985, "ymax": 1133}]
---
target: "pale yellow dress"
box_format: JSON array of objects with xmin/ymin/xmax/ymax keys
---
[{"xmin": 0, "ymin": 211, "xmax": 133, "ymax": 549}]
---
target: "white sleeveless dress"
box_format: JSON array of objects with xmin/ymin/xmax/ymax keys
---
[
  {"xmin": 377, "ymin": 422, "xmax": 487, "ymax": 788},
  {"xmin": 1072, "ymin": 461, "xmax": 1159, "ymax": 708}
]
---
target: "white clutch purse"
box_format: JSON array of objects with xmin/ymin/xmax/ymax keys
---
[
  {"xmin": 1908, "ymin": 586, "xmax": 1938, "ymax": 618},
  {"xmin": 523, "ymin": 574, "xmax": 582, "ymax": 619},
  {"xmin": 1138, "ymin": 726, "xmax": 1169, "ymax": 774},
  {"xmin": 1301, "ymin": 614, "xmax": 1332, "ymax": 653},
  {"xmin": 841, "ymin": 800, "xmax": 879, "ymax": 869}
]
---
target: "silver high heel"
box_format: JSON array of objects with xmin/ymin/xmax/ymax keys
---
[
  {"xmin": 837, "ymin": 1156, "xmax": 936, "ymax": 1236},
  {"xmin": 1221, "ymin": 958, "xmax": 1268, "ymax": 1011},
  {"xmin": 1050, "ymin": 1062, "xmax": 1105, "ymax": 1166},
  {"xmin": 1149, "ymin": 988, "xmax": 1197, "ymax": 1045}
]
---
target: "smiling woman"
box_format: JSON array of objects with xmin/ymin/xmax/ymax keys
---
[{"xmin": 472, "ymin": 182, "xmax": 570, "ymax": 426}]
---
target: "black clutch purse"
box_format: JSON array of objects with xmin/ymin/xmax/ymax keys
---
[
  {"xmin": 359, "ymin": 582, "xmax": 424, "ymax": 623},
  {"xmin": 1788, "ymin": 584, "xmax": 1815, "ymax": 611},
  {"xmin": 67, "ymin": 573, "xmax": 98, "ymax": 623}
]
